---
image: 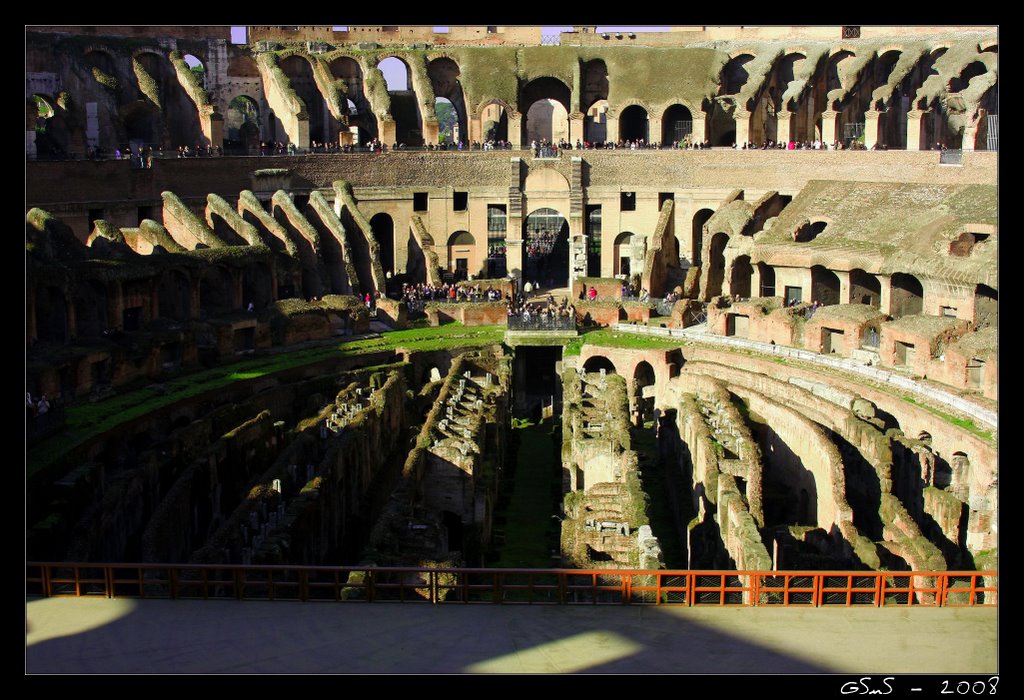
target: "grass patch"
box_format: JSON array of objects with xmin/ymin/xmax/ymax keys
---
[
  {"xmin": 901, "ymin": 396, "xmax": 993, "ymax": 441},
  {"xmin": 580, "ymin": 329, "xmax": 683, "ymax": 351}
]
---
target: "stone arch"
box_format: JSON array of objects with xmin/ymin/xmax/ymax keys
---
[
  {"xmin": 949, "ymin": 61, "xmax": 988, "ymax": 93},
  {"xmin": 378, "ymin": 55, "xmax": 423, "ymax": 146},
  {"xmin": 158, "ymin": 269, "xmax": 192, "ymax": 321},
  {"xmin": 618, "ymin": 104, "xmax": 649, "ymax": 142},
  {"xmin": 447, "ymin": 230, "xmax": 475, "ymax": 280},
  {"xmin": 521, "ymin": 76, "xmax": 571, "ymax": 144},
  {"xmin": 793, "ymin": 219, "xmax": 828, "ymax": 242},
  {"xmin": 74, "ymin": 280, "xmax": 109, "ymax": 338},
  {"xmin": 523, "ymin": 207, "xmax": 569, "ymax": 287},
  {"xmin": 36, "ymin": 286, "xmax": 69, "ymax": 343},
  {"xmin": 613, "ymin": 231, "xmax": 634, "ymax": 277},
  {"xmin": 370, "ymin": 213, "xmax": 395, "ymax": 276},
  {"xmin": 692, "ymin": 208, "xmax": 714, "ymax": 268},
  {"xmin": 705, "ymin": 231, "xmax": 729, "ymax": 298},
  {"xmin": 524, "ymin": 168, "xmax": 570, "ymax": 194},
  {"xmin": 182, "ymin": 53, "xmax": 207, "ymax": 89},
  {"xmin": 583, "ymin": 355, "xmax": 617, "ymax": 375},
  {"xmin": 584, "ymin": 98, "xmax": 609, "ymax": 143},
  {"xmin": 633, "ymin": 360, "xmax": 656, "ymax": 423},
  {"xmin": 32, "ymin": 94, "xmax": 71, "ymax": 157},
  {"xmin": 480, "ymin": 99, "xmax": 509, "ymax": 142},
  {"xmin": 428, "ymin": 56, "xmax": 467, "ymax": 144},
  {"xmin": 330, "ymin": 55, "xmax": 375, "ymax": 142},
  {"xmin": 720, "ymin": 53, "xmax": 756, "ymax": 95},
  {"xmin": 84, "ymin": 49, "xmax": 116, "ymax": 76},
  {"xmin": 890, "ymin": 272, "xmax": 924, "ymax": 317},
  {"xmin": 849, "ymin": 268, "xmax": 881, "ymax": 307},
  {"xmin": 226, "ymin": 94, "xmax": 261, "ymax": 152},
  {"xmin": 810, "ymin": 265, "xmax": 840, "ymax": 305},
  {"xmin": 662, "ymin": 104, "xmax": 693, "ymax": 144},
  {"xmin": 279, "ymin": 53, "xmax": 331, "ymax": 144},
  {"xmin": 199, "ymin": 266, "xmax": 234, "ymax": 317},
  {"xmin": 242, "ymin": 262, "xmax": 273, "ymax": 310},
  {"xmin": 825, "ymin": 49, "xmax": 857, "ymax": 100},
  {"xmin": 730, "ymin": 255, "xmax": 753, "ymax": 298},
  {"xmin": 581, "ymin": 58, "xmax": 609, "ymax": 111},
  {"xmin": 979, "ymin": 41, "xmax": 997, "ymax": 53},
  {"xmin": 121, "ymin": 99, "xmax": 162, "ymax": 146}
]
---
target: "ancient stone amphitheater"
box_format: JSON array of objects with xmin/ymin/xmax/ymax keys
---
[{"xmin": 26, "ymin": 25, "xmax": 996, "ymax": 595}]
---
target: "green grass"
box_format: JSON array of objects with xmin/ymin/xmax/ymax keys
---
[
  {"xmin": 579, "ymin": 329, "xmax": 683, "ymax": 351},
  {"xmin": 28, "ymin": 325, "xmax": 505, "ymax": 478},
  {"xmin": 901, "ymin": 396, "xmax": 993, "ymax": 442}
]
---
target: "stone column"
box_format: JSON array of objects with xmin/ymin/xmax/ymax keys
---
[
  {"xmin": 379, "ymin": 117, "xmax": 397, "ymax": 147},
  {"xmin": 568, "ymin": 112, "xmax": 584, "ymax": 144},
  {"xmin": 421, "ymin": 119, "xmax": 439, "ymax": 146},
  {"xmin": 775, "ymin": 110, "xmax": 792, "ymax": 144},
  {"xmin": 201, "ymin": 108, "xmax": 224, "ymax": 148},
  {"xmin": 876, "ymin": 273, "xmax": 892, "ymax": 316},
  {"xmin": 505, "ymin": 239, "xmax": 524, "ymax": 281},
  {"xmin": 508, "ymin": 112, "xmax": 522, "ymax": 149},
  {"xmin": 733, "ymin": 110, "xmax": 750, "ymax": 146},
  {"xmin": 820, "ymin": 110, "xmax": 840, "ymax": 147},
  {"xmin": 905, "ymin": 110, "xmax": 927, "ymax": 151},
  {"xmin": 961, "ymin": 114, "xmax": 981, "ymax": 152},
  {"xmin": 605, "ymin": 113, "xmax": 619, "ymax": 143},
  {"xmin": 834, "ymin": 269, "xmax": 851, "ymax": 304},
  {"xmin": 863, "ymin": 110, "xmax": 882, "ymax": 150},
  {"xmin": 469, "ymin": 112, "xmax": 482, "ymax": 144},
  {"xmin": 691, "ymin": 114, "xmax": 706, "ymax": 144},
  {"xmin": 750, "ymin": 265, "xmax": 761, "ymax": 299},
  {"xmin": 647, "ymin": 114, "xmax": 662, "ymax": 145}
]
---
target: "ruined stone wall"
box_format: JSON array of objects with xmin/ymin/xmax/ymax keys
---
[{"xmin": 425, "ymin": 302, "xmax": 507, "ymax": 327}]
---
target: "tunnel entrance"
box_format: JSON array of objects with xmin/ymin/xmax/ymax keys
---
[{"xmin": 512, "ymin": 345, "xmax": 563, "ymax": 420}]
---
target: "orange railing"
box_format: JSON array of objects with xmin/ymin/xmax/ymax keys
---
[{"xmin": 26, "ymin": 563, "xmax": 996, "ymax": 607}]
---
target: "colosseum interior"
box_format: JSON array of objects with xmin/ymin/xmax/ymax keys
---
[{"xmin": 26, "ymin": 25, "xmax": 997, "ymax": 601}]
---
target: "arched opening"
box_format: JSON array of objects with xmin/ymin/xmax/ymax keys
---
[
  {"xmin": 32, "ymin": 94, "xmax": 70, "ymax": 158},
  {"xmin": 810, "ymin": 265, "xmax": 840, "ymax": 306},
  {"xmin": 370, "ymin": 213, "xmax": 395, "ymax": 277},
  {"xmin": 633, "ymin": 360, "xmax": 656, "ymax": 423},
  {"xmin": 720, "ymin": 54, "xmax": 755, "ymax": 95},
  {"xmin": 692, "ymin": 208, "xmax": 714, "ymax": 267},
  {"xmin": 974, "ymin": 283, "xmax": 997, "ymax": 329},
  {"xmin": 584, "ymin": 99, "xmax": 608, "ymax": 143},
  {"xmin": 757, "ymin": 262, "xmax": 776, "ymax": 297},
  {"xmin": 481, "ymin": 101, "xmax": 508, "ymax": 142},
  {"xmin": 949, "ymin": 61, "xmax": 988, "ymax": 93},
  {"xmin": 793, "ymin": 219, "xmax": 828, "ymax": 242},
  {"xmin": 428, "ymin": 57, "xmax": 467, "ymax": 145},
  {"xmin": 226, "ymin": 95, "xmax": 260, "ymax": 154},
  {"xmin": 706, "ymin": 232, "xmax": 729, "ymax": 298},
  {"xmin": 581, "ymin": 59, "xmax": 609, "ymax": 109},
  {"xmin": 730, "ymin": 255, "xmax": 753, "ymax": 298},
  {"xmin": 890, "ymin": 272, "xmax": 924, "ymax": 317},
  {"xmin": 75, "ymin": 281, "xmax": 109, "ymax": 338},
  {"xmin": 242, "ymin": 263, "xmax": 273, "ymax": 310},
  {"xmin": 158, "ymin": 270, "xmax": 192, "ymax": 321},
  {"xmin": 662, "ymin": 104, "xmax": 693, "ymax": 145},
  {"xmin": 524, "ymin": 208, "xmax": 569, "ymax": 288},
  {"xmin": 199, "ymin": 266, "xmax": 234, "ymax": 318},
  {"xmin": 774, "ymin": 52, "xmax": 806, "ymax": 141},
  {"xmin": 521, "ymin": 77, "xmax": 571, "ymax": 145},
  {"xmin": 705, "ymin": 98, "xmax": 735, "ymax": 146},
  {"xmin": 434, "ymin": 97, "xmax": 458, "ymax": 144},
  {"xmin": 85, "ymin": 50, "xmax": 116, "ymax": 78},
  {"xmin": 618, "ymin": 104, "xmax": 649, "ymax": 143},
  {"xmin": 849, "ymin": 268, "xmax": 881, "ymax": 307},
  {"xmin": 583, "ymin": 355, "xmax": 616, "ymax": 375},
  {"xmin": 330, "ymin": 56, "xmax": 375, "ymax": 143},
  {"xmin": 36, "ymin": 286, "xmax": 69, "ymax": 343},
  {"xmin": 121, "ymin": 100, "xmax": 161, "ymax": 148},
  {"xmin": 183, "ymin": 54, "xmax": 206, "ymax": 89},
  {"xmin": 613, "ymin": 231, "xmax": 634, "ymax": 277},
  {"xmin": 447, "ymin": 230, "xmax": 475, "ymax": 281},
  {"xmin": 442, "ymin": 511, "xmax": 464, "ymax": 555},
  {"xmin": 379, "ymin": 56, "xmax": 422, "ymax": 146},
  {"xmin": 280, "ymin": 54, "xmax": 330, "ymax": 144}
]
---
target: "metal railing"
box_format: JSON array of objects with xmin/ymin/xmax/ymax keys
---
[
  {"xmin": 26, "ymin": 563, "xmax": 996, "ymax": 607},
  {"xmin": 940, "ymin": 149, "xmax": 964, "ymax": 165},
  {"xmin": 613, "ymin": 323, "xmax": 997, "ymax": 429}
]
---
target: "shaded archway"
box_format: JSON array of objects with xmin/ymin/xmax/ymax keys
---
[
  {"xmin": 199, "ymin": 266, "xmax": 234, "ymax": 317},
  {"xmin": 379, "ymin": 56, "xmax": 422, "ymax": 146},
  {"xmin": 428, "ymin": 56, "xmax": 468, "ymax": 145},
  {"xmin": 810, "ymin": 265, "xmax": 840, "ymax": 306},
  {"xmin": 618, "ymin": 105, "xmax": 649, "ymax": 142},
  {"xmin": 447, "ymin": 230, "xmax": 475, "ymax": 281},
  {"xmin": 890, "ymin": 272, "xmax": 923, "ymax": 317},
  {"xmin": 849, "ymin": 268, "xmax": 881, "ymax": 307},
  {"xmin": 633, "ymin": 360, "xmax": 656, "ymax": 423},
  {"xmin": 370, "ymin": 213, "xmax": 395, "ymax": 276},
  {"xmin": 583, "ymin": 355, "xmax": 617, "ymax": 375},
  {"xmin": 330, "ymin": 55, "xmax": 375, "ymax": 143},
  {"xmin": 692, "ymin": 208, "xmax": 714, "ymax": 267},
  {"xmin": 523, "ymin": 208, "xmax": 569, "ymax": 287},
  {"xmin": 584, "ymin": 99, "xmax": 608, "ymax": 143},
  {"xmin": 613, "ymin": 231, "xmax": 634, "ymax": 277},
  {"xmin": 481, "ymin": 101, "xmax": 508, "ymax": 142},
  {"xmin": 705, "ymin": 231, "xmax": 729, "ymax": 298},
  {"xmin": 158, "ymin": 269, "xmax": 192, "ymax": 320},
  {"xmin": 730, "ymin": 255, "xmax": 753, "ymax": 298},
  {"xmin": 121, "ymin": 100, "xmax": 161, "ymax": 147},
  {"xmin": 794, "ymin": 219, "xmax": 828, "ymax": 242},
  {"xmin": 521, "ymin": 77, "xmax": 571, "ymax": 145},
  {"xmin": 183, "ymin": 54, "xmax": 206, "ymax": 89},
  {"xmin": 36, "ymin": 286, "xmax": 68, "ymax": 343},
  {"xmin": 949, "ymin": 61, "xmax": 988, "ymax": 94},
  {"xmin": 720, "ymin": 54, "xmax": 755, "ymax": 95},
  {"xmin": 226, "ymin": 95, "xmax": 260, "ymax": 153},
  {"xmin": 75, "ymin": 281, "xmax": 109, "ymax": 338},
  {"xmin": 280, "ymin": 54, "xmax": 330, "ymax": 144},
  {"xmin": 581, "ymin": 59, "xmax": 609, "ymax": 111},
  {"xmin": 434, "ymin": 97, "xmax": 458, "ymax": 144},
  {"xmin": 662, "ymin": 104, "xmax": 693, "ymax": 145}
]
